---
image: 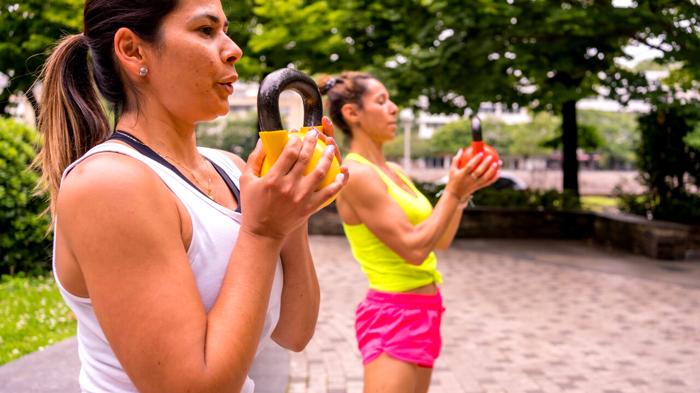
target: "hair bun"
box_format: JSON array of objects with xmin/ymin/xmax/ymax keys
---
[{"xmin": 317, "ymin": 74, "xmax": 335, "ymax": 95}]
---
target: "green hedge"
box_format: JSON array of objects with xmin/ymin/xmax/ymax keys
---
[
  {"xmin": 618, "ymin": 103, "xmax": 700, "ymax": 225},
  {"xmin": 0, "ymin": 118, "xmax": 52, "ymax": 275},
  {"xmin": 617, "ymin": 191, "xmax": 700, "ymax": 225},
  {"xmin": 414, "ymin": 181, "xmax": 580, "ymax": 211}
]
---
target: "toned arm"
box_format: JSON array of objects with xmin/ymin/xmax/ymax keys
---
[
  {"xmin": 221, "ymin": 150, "xmax": 320, "ymax": 352},
  {"xmin": 339, "ymin": 162, "xmax": 463, "ymax": 265}
]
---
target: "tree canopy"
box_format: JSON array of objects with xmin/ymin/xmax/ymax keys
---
[
  {"xmin": 0, "ymin": 0, "xmax": 83, "ymax": 114},
  {"xmin": 226, "ymin": 0, "xmax": 700, "ymax": 195}
]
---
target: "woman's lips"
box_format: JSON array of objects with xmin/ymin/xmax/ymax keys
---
[{"xmin": 219, "ymin": 83, "xmax": 234, "ymax": 95}]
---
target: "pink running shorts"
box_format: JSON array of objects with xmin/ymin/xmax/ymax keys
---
[{"xmin": 355, "ymin": 288, "xmax": 445, "ymax": 368}]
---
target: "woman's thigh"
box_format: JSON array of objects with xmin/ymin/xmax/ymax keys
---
[
  {"xmin": 415, "ymin": 366, "xmax": 433, "ymax": 393},
  {"xmin": 364, "ymin": 353, "xmax": 419, "ymax": 393}
]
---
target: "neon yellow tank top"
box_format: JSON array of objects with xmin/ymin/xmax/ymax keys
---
[{"xmin": 342, "ymin": 152, "xmax": 442, "ymax": 292}]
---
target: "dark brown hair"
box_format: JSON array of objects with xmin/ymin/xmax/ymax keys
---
[
  {"xmin": 316, "ymin": 71, "xmax": 374, "ymax": 138},
  {"xmin": 37, "ymin": 0, "xmax": 178, "ymax": 214}
]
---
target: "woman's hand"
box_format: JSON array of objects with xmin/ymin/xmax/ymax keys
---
[
  {"xmin": 444, "ymin": 149, "xmax": 502, "ymax": 201},
  {"xmin": 239, "ymin": 129, "xmax": 347, "ymax": 240},
  {"xmin": 316, "ymin": 116, "xmax": 344, "ymax": 165}
]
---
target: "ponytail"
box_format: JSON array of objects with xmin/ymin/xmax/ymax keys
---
[{"xmin": 37, "ymin": 34, "xmax": 110, "ymax": 215}]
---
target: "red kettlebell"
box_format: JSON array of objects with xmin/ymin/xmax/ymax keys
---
[{"xmin": 457, "ymin": 117, "xmax": 500, "ymax": 168}]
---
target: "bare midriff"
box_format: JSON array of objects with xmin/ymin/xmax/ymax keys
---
[{"xmin": 403, "ymin": 282, "xmax": 438, "ymax": 295}]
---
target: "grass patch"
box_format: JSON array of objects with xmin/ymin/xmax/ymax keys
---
[
  {"xmin": 581, "ymin": 195, "xmax": 619, "ymax": 213},
  {"xmin": 0, "ymin": 274, "xmax": 76, "ymax": 365}
]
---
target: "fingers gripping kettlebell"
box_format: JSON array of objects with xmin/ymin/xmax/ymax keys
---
[{"xmin": 256, "ymin": 68, "xmax": 341, "ymax": 206}]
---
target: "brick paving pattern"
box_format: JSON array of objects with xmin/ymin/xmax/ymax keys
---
[{"xmin": 288, "ymin": 236, "xmax": 700, "ymax": 393}]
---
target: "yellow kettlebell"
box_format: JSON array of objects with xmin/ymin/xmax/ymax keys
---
[{"xmin": 257, "ymin": 68, "xmax": 341, "ymax": 207}]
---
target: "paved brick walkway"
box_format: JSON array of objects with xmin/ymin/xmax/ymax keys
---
[
  {"xmin": 287, "ymin": 236, "xmax": 700, "ymax": 393},
  {"xmin": 2, "ymin": 236, "xmax": 698, "ymax": 393}
]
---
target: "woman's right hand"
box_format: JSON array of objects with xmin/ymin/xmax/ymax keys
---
[
  {"xmin": 444, "ymin": 149, "xmax": 501, "ymax": 201},
  {"xmin": 239, "ymin": 129, "xmax": 347, "ymax": 240}
]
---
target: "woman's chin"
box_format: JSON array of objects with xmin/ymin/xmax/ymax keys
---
[{"xmin": 200, "ymin": 105, "xmax": 230, "ymax": 122}]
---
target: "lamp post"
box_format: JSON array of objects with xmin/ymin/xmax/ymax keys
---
[{"xmin": 399, "ymin": 109, "xmax": 414, "ymax": 173}]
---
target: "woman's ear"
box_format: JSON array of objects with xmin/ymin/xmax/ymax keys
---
[
  {"xmin": 113, "ymin": 27, "xmax": 148, "ymax": 80},
  {"xmin": 341, "ymin": 103, "xmax": 360, "ymax": 128}
]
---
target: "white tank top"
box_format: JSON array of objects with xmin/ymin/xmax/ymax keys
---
[{"xmin": 53, "ymin": 141, "xmax": 283, "ymax": 393}]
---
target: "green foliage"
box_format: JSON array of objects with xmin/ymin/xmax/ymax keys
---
[
  {"xmin": 414, "ymin": 181, "xmax": 580, "ymax": 211},
  {"xmin": 383, "ymin": 131, "xmax": 438, "ymax": 160},
  {"xmin": 0, "ymin": 0, "xmax": 83, "ymax": 114},
  {"xmin": 625, "ymin": 103, "xmax": 700, "ymax": 224},
  {"xmin": 225, "ymin": 0, "xmax": 373, "ymax": 80},
  {"xmin": 432, "ymin": 110, "xmax": 638, "ymax": 168},
  {"xmin": 0, "ymin": 274, "xmax": 76, "ymax": 365},
  {"xmin": 233, "ymin": 0, "xmax": 697, "ymax": 194},
  {"xmin": 685, "ymin": 123, "xmax": 700, "ymax": 150},
  {"xmin": 0, "ymin": 118, "xmax": 52, "ymax": 275},
  {"xmin": 543, "ymin": 123, "xmax": 604, "ymax": 151},
  {"xmin": 471, "ymin": 188, "xmax": 581, "ymax": 211},
  {"xmin": 197, "ymin": 113, "xmax": 259, "ymax": 160},
  {"xmin": 580, "ymin": 195, "xmax": 619, "ymax": 213},
  {"xmin": 617, "ymin": 192, "xmax": 700, "ymax": 225},
  {"xmin": 431, "ymin": 112, "xmax": 559, "ymax": 157},
  {"xmin": 637, "ymin": 104, "xmax": 700, "ymax": 195},
  {"xmin": 578, "ymin": 110, "xmax": 639, "ymax": 168}
]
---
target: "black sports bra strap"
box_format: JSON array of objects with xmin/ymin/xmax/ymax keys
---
[
  {"xmin": 109, "ymin": 131, "xmax": 241, "ymax": 213},
  {"xmin": 207, "ymin": 158, "xmax": 242, "ymax": 213}
]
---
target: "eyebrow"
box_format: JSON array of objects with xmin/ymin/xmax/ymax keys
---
[{"xmin": 191, "ymin": 13, "xmax": 229, "ymax": 29}]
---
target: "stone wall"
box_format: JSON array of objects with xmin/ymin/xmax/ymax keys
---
[{"xmin": 308, "ymin": 205, "xmax": 698, "ymax": 260}]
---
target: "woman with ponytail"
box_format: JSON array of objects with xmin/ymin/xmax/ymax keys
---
[
  {"xmin": 39, "ymin": 1, "xmax": 347, "ymax": 392},
  {"xmin": 318, "ymin": 72, "xmax": 500, "ymax": 393}
]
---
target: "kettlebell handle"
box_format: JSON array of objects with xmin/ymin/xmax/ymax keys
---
[
  {"xmin": 471, "ymin": 116, "xmax": 483, "ymax": 142},
  {"xmin": 257, "ymin": 68, "xmax": 323, "ymax": 132}
]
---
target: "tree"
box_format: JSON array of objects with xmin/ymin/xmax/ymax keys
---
[
  {"xmin": 225, "ymin": 0, "xmax": 377, "ymax": 80},
  {"xmin": 0, "ymin": 0, "xmax": 83, "ymax": 116},
  {"xmin": 229, "ymin": 1, "xmax": 700, "ymax": 197},
  {"xmin": 385, "ymin": 0, "xmax": 699, "ymax": 196}
]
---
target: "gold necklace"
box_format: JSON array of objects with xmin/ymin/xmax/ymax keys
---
[
  {"xmin": 162, "ymin": 153, "xmax": 216, "ymax": 202},
  {"xmin": 114, "ymin": 131, "xmax": 216, "ymax": 201}
]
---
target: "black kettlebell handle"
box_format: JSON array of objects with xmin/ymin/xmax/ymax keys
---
[
  {"xmin": 257, "ymin": 68, "xmax": 323, "ymax": 132},
  {"xmin": 471, "ymin": 116, "xmax": 483, "ymax": 142}
]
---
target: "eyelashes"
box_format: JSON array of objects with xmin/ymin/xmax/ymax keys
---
[{"xmin": 198, "ymin": 26, "xmax": 214, "ymax": 36}]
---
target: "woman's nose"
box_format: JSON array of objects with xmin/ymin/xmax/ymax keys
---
[
  {"xmin": 389, "ymin": 101, "xmax": 398, "ymax": 114},
  {"xmin": 222, "ymin": 36, "xmax": 243, "ymax": 65}
]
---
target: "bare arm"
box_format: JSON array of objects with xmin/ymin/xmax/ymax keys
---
[
  {"xmin": 226, "ymin": 152, "xmax": 321, "ymax": 351},
  {"xmin": 271, "ymin": 222, "xmax": 320, "ymax": 351},
  {"xmin": 57, "ymin": 132, "xmax": 344, "ymax": 393},
  {"xmin": 340, "ymin": 153, "xmax": 499, "ymax": 264},
  {"xmin": 221, "ymin": 117, "xmax": 344, "ymax": 352},
  {"xmin": 385, "ymin": 162, "xmax": 464, "ymax": 251},
  {"xmin": 434, "ymin": 205, "xmax": 465, "ymax": 250}
]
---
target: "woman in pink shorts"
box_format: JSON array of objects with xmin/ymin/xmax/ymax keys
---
[{"xmin": 318, "ymin": 72, "xmax": 501, "ymax": 392}]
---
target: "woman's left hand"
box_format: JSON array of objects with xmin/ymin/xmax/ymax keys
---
[{"xmin": 315, "ymin": 116, "xmax": 343, "ymax": 165}]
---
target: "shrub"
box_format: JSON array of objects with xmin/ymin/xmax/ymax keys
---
[
  {"xmin": 0, "ymin": 118, "xmax": 52, "ymax": 275},
  {"xmin": 622, "ymin": 103, "xmax": 700, "ymax": 224},
  {"xmin": 618, "ymin": 191, "xmax": 700, "ymax": 225},
  {"xmin": 197, "ymin": 113, "xmax": 258, "ymax": 160},
  {"xmin": 414, "ymin": 181, "xmax": 580, "ymax": 211}
]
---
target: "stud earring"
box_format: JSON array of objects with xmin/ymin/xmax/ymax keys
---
[{"xmin": 139, "ymin": 66, "xmax": 148, "ymax": 77}]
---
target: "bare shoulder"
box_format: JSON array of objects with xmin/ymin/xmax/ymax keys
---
[
  {"xmin": 341, "ymin": 159, "xmax": 386, "ymax": 201},
  {"xmin": 57, "ymin": 152, "xmax": 179, "ymax": 233},
  {"xmin": 386, "ymin": 161, "xmax": 410, "ymax": 178}
]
